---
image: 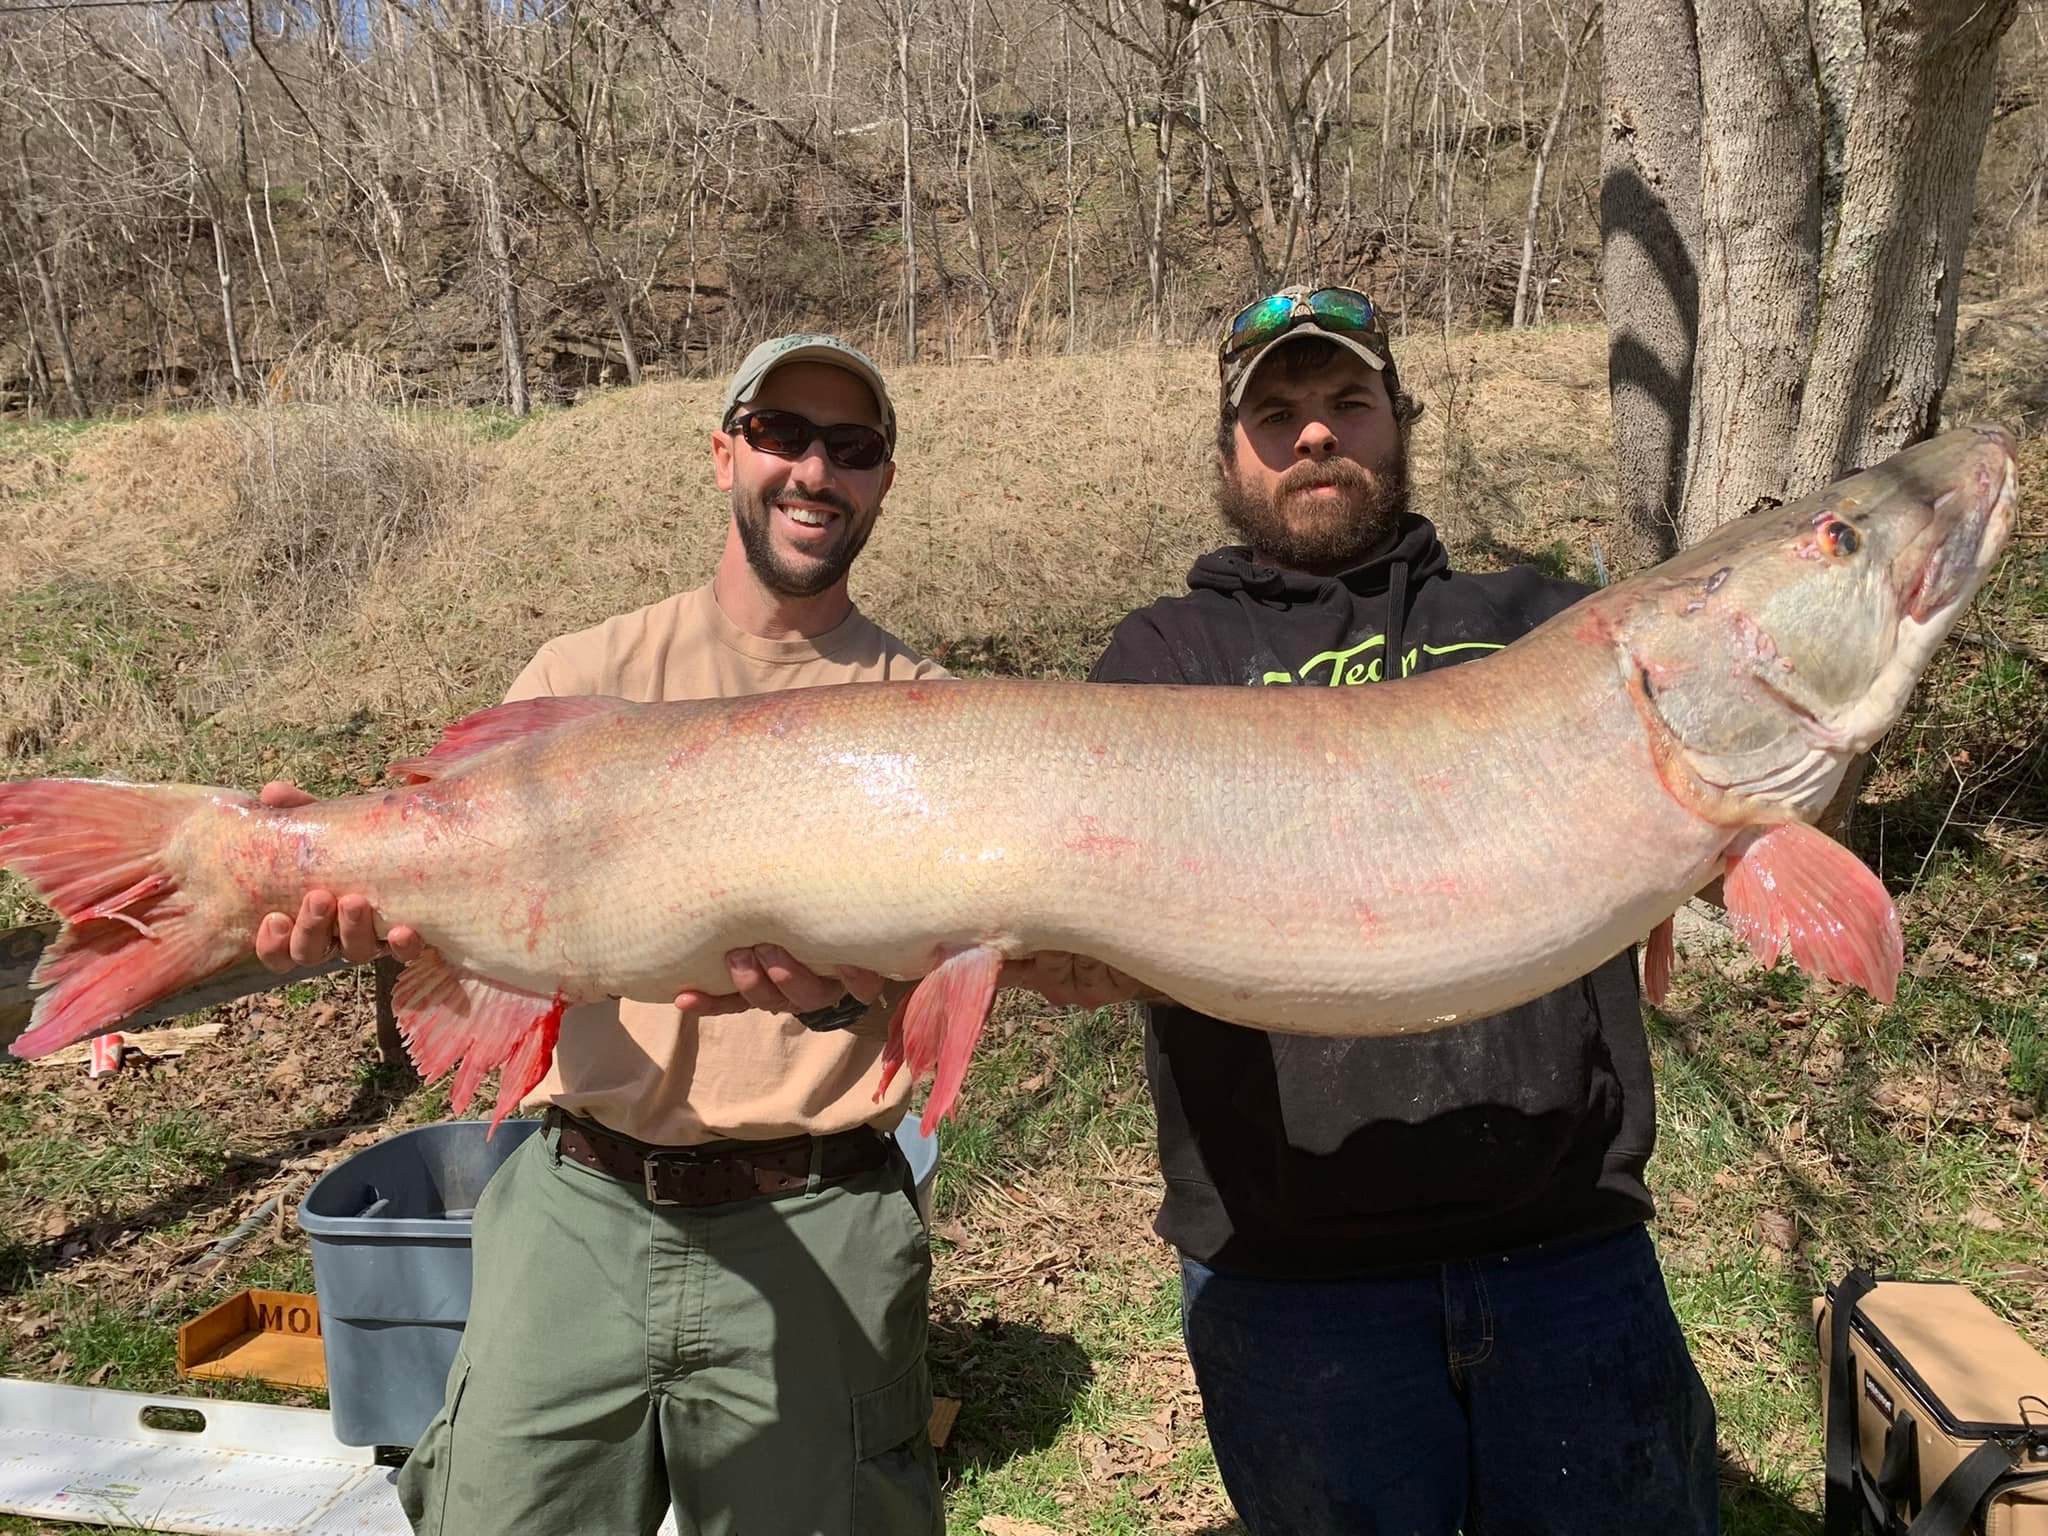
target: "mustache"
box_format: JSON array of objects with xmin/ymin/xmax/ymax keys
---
[
  {"xmin": 1277, "ymin": 457, "xmax": 1375, "ymax": 495},
  {"xmin": 772, "ymin": 484, "xmax": 859, "ymax": 519}
]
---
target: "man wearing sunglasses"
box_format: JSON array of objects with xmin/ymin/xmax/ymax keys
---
[
  {"xmin": 252, "ymin": 334, "xmax": 949, "ymax": 1536},
  {"xmin": 1082, "ymin": 286, "xmax": 1719, "ymax": 1535}
]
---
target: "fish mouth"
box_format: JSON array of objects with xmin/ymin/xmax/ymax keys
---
[{"xmin": 1895, "ymin": 424, "xmax": 2019, "ymax": 624}]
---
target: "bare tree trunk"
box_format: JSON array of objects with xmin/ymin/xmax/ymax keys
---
[
  {"xmin": 1064, "ymin": 9, "xmax": 1078, "ymax": 353},
  {"xmin": 1149, "ymin": 112, "xmax": 1171, "ymax": 341},
  {"xmin": 822, "ymin": 0, "xmax": 842, "ymax": 136},
  {"xmin": 1513, "ymin": 3, "xmax": 1596, "ymax": 328},
  {"xmin": 207, "ymin": 186, "xmax": 248, "ymax": 394},
  {"xmin": 1378, "ymin": 0, "xmax": 1397, "ymax": 210},
  {"xmin": 898, "ymin": 3, "xmax": 917, "ymax": 361},
  {"xmin": 480, "ymin": 166, "xmax": 529, "ymax": 415},
  {"xmin": 1676, "ymin": 0, "xmax": 1821, "ymax": 544},
  {"xmin": 1787, "ymin": 0, "xmax": 2018, "ymax": 492},
  {"xmin": 27, "ymin": 247, "xmax": 86, "ymax": 418},
  {"xmin": 1598, "ymin": 0, "xmax": 1700, "ymax": 567}
]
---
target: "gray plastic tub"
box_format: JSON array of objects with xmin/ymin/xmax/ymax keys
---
[
  {"xmin": 298, "ymin": 1117, "xmax": 543, "ymax": 1447},
  {"xmin": 297, "ymin": 1113, "xmax": 940, "ymax": 1448}
]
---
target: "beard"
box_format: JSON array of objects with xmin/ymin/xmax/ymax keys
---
[
  {"xmin": 1217, "ymin": 442, "xmax": 1411, "ymax": 575},
  {"xmin": 733, "ymin": 480, "xmax": 876, "ymax": 598}
]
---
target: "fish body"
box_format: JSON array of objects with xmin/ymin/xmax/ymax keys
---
[{"xmin": 0, "ymin": 425, "xmax": 2021, "ymax": 1129}]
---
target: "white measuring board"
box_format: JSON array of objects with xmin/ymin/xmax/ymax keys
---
[{"xmin": 0, "ymin": 1379, "xmax": 682, "ymax": 1534}]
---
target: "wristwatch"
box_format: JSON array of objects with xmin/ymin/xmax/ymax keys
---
[{"xmin": 794, "ymin": 996, "xmax": 870, "ymax": 1032}]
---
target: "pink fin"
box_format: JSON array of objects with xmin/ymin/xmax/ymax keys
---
[
  {"xmin": 1721, "ymin": 822, "xmax": 1903, "ymax": 1003},
  {"xmin": 874, "ymin": 945, "xmax": 1002, "ymax": 1134},
  {"xmin": 0, "ymin": 780, "xmax": 246, "ymax": 1058},
  {"xmin": 1644, "ymin": 916, "xmax": 1674, "ymax": 1006},
  {"xmin": 387, "ymin": 696, "xmax": 631, "ymax": 784},
  {"xmin": 391, "ymin": 951, "xmax": 568, "ymax": 1133}
]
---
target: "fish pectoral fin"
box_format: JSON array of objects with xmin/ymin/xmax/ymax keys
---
[
  {"xmin": 392, "ymin": 951, "xmax": 567, "ymax": 1133},
  {"xmin": 386, "ymin": 696, "xmax": 635, "ymax": 783},
  {"xmin": 875, "ymin": 944, "xmax": 1003, "ymax": 1134},
  {"xmin": 1721, "ymin": 822, "xmax": 1903, "ymax": 1002},
  {"xmin": 1644, "ymin": 916, "xmax": 1675, "ymax": 1006}
]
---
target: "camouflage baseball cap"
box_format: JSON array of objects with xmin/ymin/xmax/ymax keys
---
[
  {"xmin": 1219, "ymin": 285, "xmax": 1394, "ymax": 409},
  {"xmin": 722, "ymin": 333, "xmax": 897, "ymax": 450}
]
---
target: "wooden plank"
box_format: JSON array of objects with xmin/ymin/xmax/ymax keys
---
[{"xmin": 0, "ymin": 919, "xmax": 347, "ymax": 1056}]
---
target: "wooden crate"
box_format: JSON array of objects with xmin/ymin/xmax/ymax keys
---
[{"xmin": 177, "ymin": 1289, "xmax": 328, "ymax": 1391}]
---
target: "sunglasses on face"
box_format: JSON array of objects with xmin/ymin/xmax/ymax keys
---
[
  {"xmin": 1222, "ymin": 287, "xmax": 1386, "ymax": 361},
  {"xmin": 726, "ymin": 409, "xmax": 892, "ymax": 471}
]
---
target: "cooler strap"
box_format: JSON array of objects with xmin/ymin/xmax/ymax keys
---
[
  {"xmin": 1903, "ymin": 1440, "xmax": 2020, "ymax": 1536},
  {"xmin": 1825, "ymin": 1268, "xmax": 1881, "ymax": 1536}
]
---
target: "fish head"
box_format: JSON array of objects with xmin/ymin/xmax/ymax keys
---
[{"xmin": 1613, "ymin": 423, "xmax": 2018, "ymax": 822}]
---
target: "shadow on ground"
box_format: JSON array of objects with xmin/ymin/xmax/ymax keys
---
[
  {"xmin": 1721, "ymin": 1454, "xmax": 1824, "ymax": 1536},
  {"xmin": 930, "ymin": 1314, "xmax": 1094, "ymax": 1476},
  {"xmin": 0, "ymin": 1057, "xmax": 420, "ymax": 1300}
]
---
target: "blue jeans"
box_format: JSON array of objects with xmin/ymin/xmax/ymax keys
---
[{"xmin": 1179, "ymin": 1223, "xmax": 1718, "ymax": 1536}]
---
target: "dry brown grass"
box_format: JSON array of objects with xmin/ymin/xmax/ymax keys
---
[{"xmin": 224, "ymin": 403, "xmax": 473, "ymax": 628}]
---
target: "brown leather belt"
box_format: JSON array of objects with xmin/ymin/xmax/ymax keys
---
[{"xmin": 546, "ymin": 1109, "xmax": 893, "ymax": 1208}]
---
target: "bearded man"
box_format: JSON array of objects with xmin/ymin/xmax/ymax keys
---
[
  {"xmin": 1086, "ymin": 289, "xmax": 1722, "ymax": 1536},
  {"xmin": 255, "ymin": 335, "xmax": 951, "ymax": 1536}
]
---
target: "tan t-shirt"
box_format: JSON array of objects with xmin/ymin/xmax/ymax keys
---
[{"xmin": 503, "ymin": 583, "xmax": 950, "ymax": 1145}]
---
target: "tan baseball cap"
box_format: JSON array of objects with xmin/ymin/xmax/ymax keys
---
[{"xmin": 721, "ymin": 333, "xmax": 897, "ymax": 451}]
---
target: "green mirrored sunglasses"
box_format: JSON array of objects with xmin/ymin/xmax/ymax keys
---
[{"xmin": 1222, "ymin": 287, "xmax": 1384, "ymax": 360}]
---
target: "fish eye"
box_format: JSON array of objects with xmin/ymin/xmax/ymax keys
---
[{"xmin": 1820, "ymin": 519, "xmax": 1861, "ymax": 557}]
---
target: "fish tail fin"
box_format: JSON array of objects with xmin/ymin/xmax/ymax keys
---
[
  {"xmin": 0, "ymin": 780, "xmax": 249, "ymax": 1058},
  {"xmin": 874, "ymin": 944, "xmax": 1002, "ymax": 1134},
  {"xmin": 392, "ymin": 950, "xmax": 568, "ymax": 1134},
  {"xmin": 1644, "ymin": 916, "xmax": 1674, "ymax": 1006},
  {"xmin": 1722, "ymin": 822, "xmax": 1903, "ymax": 1002}
]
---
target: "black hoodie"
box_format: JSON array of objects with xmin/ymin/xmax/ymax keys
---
[{"xmin": 1088, "ymin": 513, "xmax": 1656, "ymax": 1276}]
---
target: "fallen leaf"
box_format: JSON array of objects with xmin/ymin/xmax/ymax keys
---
[
  {"xmin": 978, "ymin": 1519, "xmax": 1063, "ymax": 1536},
  {"xmin": 1963, "ymin": 1206, "xmax": 2007, "ymax": 1233},
  {"xmin": 86, "ymin": 1362, "xmax": 113, "ymax": 1386},
  {"xmin": 266, "ymin": 1054, "xmax": 307, "ymax": 1093},
  {"xmin": 1757, "ymin": 1210, "xmax": 1799, "ymax": 1253},
  {"xmin": 41, "ymin": 1212, "xmax": 68, "ymax": 1240},
  {"xmin": 1018, "ymin": 1073, "xmax": 1047, "ymax": 1094}
]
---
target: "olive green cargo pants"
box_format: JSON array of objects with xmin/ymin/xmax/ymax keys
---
[{"xmin": 395, "ymin": 1119, "xmax": 941, "ymax": 1536}]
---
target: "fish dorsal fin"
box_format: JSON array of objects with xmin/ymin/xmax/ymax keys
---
[
  {"xmin": 1721, "ymin": 821, "xmax": 1903, "ymax": 1002},
  {"xmin": 387, "ymin": 696, "xmax": 633, "ymax": 784}
]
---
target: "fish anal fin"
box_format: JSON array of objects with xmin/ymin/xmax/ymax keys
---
[
  {"xmin": 1721, "ymin": 822, "xmax": 1903, "ymax": 1003},
  {"xmin": 391, "ymin": 950, "xmax": 567, "ymax": 1134},
  {"xmin": 875, "ymin": 945, "xmax": 1002, "ymax": 1134},
  {"xmin": 1644, "ymin": 916, "xmax": 1674, "ymax": 1006},
  {"xmin": 387, "ymin": 696, "xmax": 633, "ymax": 784}
]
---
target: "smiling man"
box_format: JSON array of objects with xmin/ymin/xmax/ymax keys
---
[
  {"xmin": 1086, "ymin": 288, "xmax": 1721, "ymax": 1536},
  {"xmin": 256, "ymin": 334, "xmax": 948, "ymax": 1536}
]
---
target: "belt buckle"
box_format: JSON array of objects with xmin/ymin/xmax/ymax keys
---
[{"xmin": 641, "ymin": 1150, "xmax": 695, "ymax": 1206}]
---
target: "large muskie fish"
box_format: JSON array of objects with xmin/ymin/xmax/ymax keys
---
[{"xmin": 0, "ymin": 425, "xmax": 2019, "ymax": 1131}]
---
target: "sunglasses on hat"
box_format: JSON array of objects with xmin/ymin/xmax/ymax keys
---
[
  {"xmin": 1221, "ymin": 286, "xmax": 1387, "ymax": 363},
  {"xmin": 725, "ymin": 408, "xmax": 892, "ymax": 471}
]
